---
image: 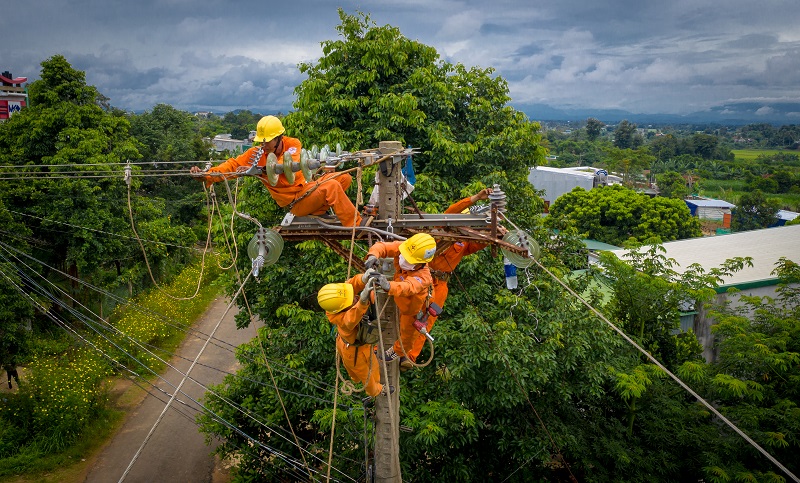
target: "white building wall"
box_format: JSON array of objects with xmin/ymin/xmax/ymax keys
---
[
  {"xmin": 528, "ymin": 168, "xmax": 595, "ymax": 204},
  {"xmin": 697, "ymin": 206, "xmax": 728, "ymax": 220}
]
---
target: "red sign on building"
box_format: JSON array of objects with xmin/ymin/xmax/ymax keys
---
[{"xmin": 1, "ymin": 71, "xmax": 28, "ymax": 120}]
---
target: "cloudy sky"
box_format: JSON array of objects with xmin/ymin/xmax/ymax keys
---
[{"xmin": 4, "ymin": 0, "xmax": 800, "ymax": 121}]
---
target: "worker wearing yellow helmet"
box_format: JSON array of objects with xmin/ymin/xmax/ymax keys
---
[
  {"xmin": 190, "ymin": 115, "xmax": 362, "ymax": 226},
  {"xmin": 362, "ymin": 233, "xmax": 436, "ymax": 365},
  {"xmin": 404, "ymin": 188, "xmax": 507, "ymax": 370},
  {"xmin": 318, "ymin": 273, "xmax": 386, "ymax": 398}
]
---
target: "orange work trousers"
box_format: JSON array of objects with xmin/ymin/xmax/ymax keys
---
[
  {"xmin": 337, "ymin": 337, "xmax": 382, "ymax": 397},
  {"xmin": 291, "ymin": 172, "xmax": 361, "ymax": 227},
  {"xmin": 406, "ymin": 279, "xmax": 449, "ymax": 362},
  {"xmin": 393, "ymin": 313, "xmax": 425, "ymax": 362}
]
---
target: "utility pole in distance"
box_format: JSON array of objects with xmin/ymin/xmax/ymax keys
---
[{"xmin": 373, "ymin": 141, "xmax": 404, "ymax": 482}]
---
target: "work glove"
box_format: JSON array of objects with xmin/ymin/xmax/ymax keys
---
[
  {"xmin": 359, "ymin": 283, "xmax": 373, "ymax": 304},
  {"xmin": 372, "ymin": 273, "xmax": 391, "ymax": 292},
  {"xmin": 361, "ymin": 268, "xmax": 377, "ymax": 284},
  {"xmin": 364, "ymin": 255, "xmax": 379, "ymax": 270}
]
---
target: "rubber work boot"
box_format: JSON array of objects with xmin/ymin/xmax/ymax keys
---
[{"xmin": 399, "ymin": 357, "xmax": 413, "ymax": 372}]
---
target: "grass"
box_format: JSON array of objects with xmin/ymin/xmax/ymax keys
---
[
  {"xmin": 697, "ymin": 177, "xmax": 800, "ymax": 211},
  {"xmin": 731, "ymin": 149, "xmax": 786, "ymax": 161},
  {"xmin": 0, "ymin": 408, "xmax": 125, "ymax": 483},
  {"xmin": 0, "ymin": 260, "xmax": 225, "ymax": 483}
]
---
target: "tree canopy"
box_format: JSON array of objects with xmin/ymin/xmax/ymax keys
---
[
  {"xmin": 546, "ymin": 184, "xmax": 702, "ymax": 246},
  {"xmin": 731, "ymin": 189, "xmax": 780, "ymax": 231}
]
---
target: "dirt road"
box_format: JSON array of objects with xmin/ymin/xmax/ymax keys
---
[{"xmin": 83, "ymin": 296, "xmax": 256, "ymax": 483}]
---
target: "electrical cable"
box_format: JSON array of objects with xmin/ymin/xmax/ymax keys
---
[
  {"xmin": 0, "ymin": 248, "xmax": 357, "ymax": 481},
  {"xmin": 0, "ymin": 240, "xmax": 339, "ymax": 395},
  {"xmin": 530, "ymin": 255, "xmax": 800, "ymax": 483},
  {"xmin": 5, "ymin": 209, "xmax": 201, "ymax": 251},
  {"xmin": 0, "ymin": 246, "xmax": 346, "ymax": 483},
  {"xmin": 125, "ymin": 180, "xmax": 209, "ymax": 300},
  {"xmin": 118, "ymin": 270, "xmax": 252, "ymax": 482},
  {"xmin": 0, "ymin": 159, "xmax": 210, "ymax": 168}
]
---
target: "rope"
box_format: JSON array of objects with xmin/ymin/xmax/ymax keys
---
[
  {"xmin": 396, "ymin": 327, "xmax": 434, "ymax": 369},
  {"xmin": 126, "ymin": 181, "xmax": 207, "ymax": 301},
  {"xmin": 326, "ymin": 350, "xmax": 342, "ymax": 482},
  {"xmin": 199, "ymin": 154, "xmax": 321, "ymax": 478},
  {"xmin": 346, "ymin": 164, "xmax": 363, "ymax": 280}
]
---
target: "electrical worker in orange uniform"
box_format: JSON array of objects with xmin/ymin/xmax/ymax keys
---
[
  {"xmin": 404, "ymin": 188, "xmax": 506, "ymax": 369},
  {"xmin": 364, "ymin": 233, "xmax": 436, "ymax": 364},
  {"xmin": 190, "ymin": 115, "xmax": 362, "ymax": 227},
  {"xmin": 318, "ymin": 274, "xmax": 385, "ymax": 398}
]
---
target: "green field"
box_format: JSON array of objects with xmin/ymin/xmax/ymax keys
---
[{"xmin": 731, "ymin": 149, "xmax": 785, "ymax": 161}]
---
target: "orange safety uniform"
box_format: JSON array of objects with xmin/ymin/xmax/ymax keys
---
[
  {"xmin": 326, "ymin": 274, "xmax": 382, "ymax": 397},
  {"xmin": 407, "ymin": 196, "xmax": 488, "ymax": 361},
  {"xmin": 201, "ymin": 137, "xmax": 361, "ymax": 226},
  {"xmin": 367, "ymin": 241, "xmax": 433, "ymax": 362}
]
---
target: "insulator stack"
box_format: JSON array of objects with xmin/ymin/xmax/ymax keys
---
[{"xmin": 488, "ymin": 184, "xmax": 507, "ymax": 213}]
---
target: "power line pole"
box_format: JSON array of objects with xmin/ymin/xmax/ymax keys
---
[{"xmin": 373, "ymin": 141, "xmax": 404, "ymax": 482}]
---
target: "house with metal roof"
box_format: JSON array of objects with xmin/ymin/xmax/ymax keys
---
[
  {"xmin": 775, "ymin": 209, "xmax": 799, "ymax": 226},
  {"xmin": 684, "ymin": 198, "xmax": 736, "ymax": 221},
  {"xmin": 604, "ymin": 224, "xmax": 800, "ymax": 362}
]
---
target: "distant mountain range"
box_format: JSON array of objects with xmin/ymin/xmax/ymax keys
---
[{"xmin": 516, "ymin": 101, "xmax": 800, "ymax": 126}]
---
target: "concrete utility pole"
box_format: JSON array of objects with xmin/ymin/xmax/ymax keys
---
[{"xmin": 373, "ymin": 141, "xmax": 404, "ymax": 482}]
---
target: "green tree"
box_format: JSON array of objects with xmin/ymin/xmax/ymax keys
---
[
  {"xmin": 686, "ymin": 133, "xmax": 719, "ymax": 160},
  {"xmin": 546, "ymin": 185, "xmax": 701, "ymax": 246},
  {"xmin": 0, "ymin": 198, "xmax": 36, "ymax": 366},
  {"xmin": 649, "ymin": 134, "xmax": 679, "ymax": 163},
  {"xmin": 128, "ymin": 104, "xmax": 210, "ymax": 225},
  {"xmin": 603, "ymin": 146, "xmax": 654, "ymax": 186},
  {"xmin": 731, "ymin": 190, "xmax": 780, "ymax": 231},
  {"xmin": 677, "ymin": 258, "xmax": 800, "ymax": 481},
  {"xmin": 586, "ymin": 117, "xmax": 604, "ymax": 142},
  {"xmin": 656, "ymin": 171, "xmax": 690, "ymax": 199},
  {"xmin": 196, "ymin": 11, "xmax": 638, "ymax": 482},
  {"xmin": 0, "ymin": 55, "xmax": 196, "ymax": 306},
  {"xmin": 128, "ymin": 103, "xmax": 207, "ymax": 162},
  {"xmin": 613, "ymin": 120, "xmax": 641, "ymax": 150},
  {"xmin": 286, "ymin": 9, "xmax": 546, "ymax": 227}
]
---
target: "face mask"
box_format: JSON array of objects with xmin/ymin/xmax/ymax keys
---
[{"xmin": 398, "ymin": 254, "xmax": 417, "ymax": 271}]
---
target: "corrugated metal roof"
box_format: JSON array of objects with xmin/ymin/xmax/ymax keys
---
[
  {"xmin": 607, "ymin": 225, "xmax": 800, "ymax": 286},
  {"xmin": 684, "ymin": 199, "xmax": 736, "ymax": 208}
]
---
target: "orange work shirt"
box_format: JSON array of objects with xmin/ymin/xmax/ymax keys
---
[
  {"xmin": 204, "ymin": 136, "xmax": 304, "ymax": 207},
  {"xmin": 326, "ymin": 274, "xmax": 369, "ymax": 345},
  {"xmin": 427, "ymin": 196, "xmax": 487, "ymax": 274},
  {"xmin": 367, "ymin": 241, "xmax": 432, "ymax": 316}
]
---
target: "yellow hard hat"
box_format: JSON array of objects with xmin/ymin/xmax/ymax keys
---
[
  {"xmin": 317, "ymin": 283, "xmax": 354, "ymax": 314},
  {"xmin": 399, "ymin": 233, "xmax": 437, "ymax": 264},
  {"xmin": 253, "ymin": 115, "xmax": 285, "ymax": 143}
]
